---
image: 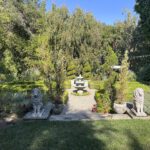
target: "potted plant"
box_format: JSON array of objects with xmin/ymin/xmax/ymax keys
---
[{"xmin": 114, "ymin": 50, "xmax": 129, "ymax": 114}]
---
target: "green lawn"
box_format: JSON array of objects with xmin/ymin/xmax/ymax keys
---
[
  {"xmin": 0, "ymin": 120, "xmax": 150, "ymax": 150},
  {"xmin": 0, "ymin": 81, "xmax": 48, "ymax": 92}
]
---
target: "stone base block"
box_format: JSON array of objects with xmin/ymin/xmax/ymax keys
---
[
  {"xmin": 131, "ymin": 108, "xmax": 147, "ymax": 117},
  {"xmin": 24, "ymin": 102, "xmax": 53, "ymax": 120}
]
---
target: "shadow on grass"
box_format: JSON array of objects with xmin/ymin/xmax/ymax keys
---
[
  {"xmin": 0, "ymin": 120, "xmax": 149, "ymax": 150},
  {"xmin": 126, "ymin": 129, "xmax": 144, "ymax": 150},
  {"xmin": 0, "ymin": 120, "xmax": 116, "ymax": 150}
]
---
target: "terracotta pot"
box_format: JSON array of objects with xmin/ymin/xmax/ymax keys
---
[{"xmin": 113, "ymin": 103, "xmax": 127, "ymax": 114}]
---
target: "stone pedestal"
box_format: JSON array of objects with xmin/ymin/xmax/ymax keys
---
[
  {"xmin": 131, "ymin": 108, "xmax": 147, "ymax": 117},
  {"xmin": 24, "ymin": 102, "xmax": 53, "ymax": 120}
]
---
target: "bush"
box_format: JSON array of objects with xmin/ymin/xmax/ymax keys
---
[
  {"xmin": 67, "ymin": 70, "xmax": 76, "ymax": 76},
  {"xmin": 95, "ymin": 91, "xmax": 111, "ymax": 113},
  {"xmin": 94, "ymin": 71, "xmax": 117, "ymax": 113},
  {"xmin": 64, "ymin": 80, "xmax": 71, "ymax": 89},
  {"xmin": 67, "ymin": 75, "xmax": 76, "ymax": 79},
  {"xmin": 0, "ymin": 91, "xmax": 32, "ymax": 117},
  {"xmin": 101, "ymin": 46, "xmax": 118, "ymax": 77},
  {"xmin": 95, "ymin": 91, "xmax": 101, "ymax": 100},
  {"xmin": 104, "ymin": 72, "xmax": 117, "ymax": 94},
  {"xmin": 115, "ymin": 50, "xmax": 129, "ymax": 104},
  {"xmin": 0, "ymin": 74, "xmax": 6, "ymax": 82},
  {"xmin": 67, "ymin": 62, "xmax": 77, "ymax": 79},
  {"xmin": 128, "ymin": 71, "xmax": 137, "ymax": 81},
  {"xmin": 83, "ymin": 64, "xmax": 91, "ymax": 72},
  {"xmin": 21, "ymin": 68, "xmax": 41, "ymax": 81},
  {"xmin": 83, "ymin": 72, "xmax": 91, "ymax": 79},
  {"xmin": 89, "ymin": 80, "xmax": 104, "ymax": 90},
  {"xmin": 83, "ymin": 62, "xmax": 92, "ymax": 79},
  {"xmin": 61, "ymin": 91, "xmax": 69, "ymax": 104}
]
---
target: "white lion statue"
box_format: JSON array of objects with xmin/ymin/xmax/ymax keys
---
[
  {"xmin": 31, "ymin": 88, "xmax": 43, "ymax": 117},
  {"xmin": 133, "ymin": 88, "xmax": 145, "ymax": 116}
]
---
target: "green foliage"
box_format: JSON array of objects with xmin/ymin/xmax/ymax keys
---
[
  {"xmin": 132, "ymin": 1, "xmax": 150, "ymax": 74},
  {"xmin": 101, "ymin": 46, "xmax": 118, "ymax": 77},
  {"xmin": 83, "ymin": 62, "xmax": 92, "ymax": 79},
  {"xmin": 95, "ymin": 91, "xmax": 101, "ymax": 100},
  {"xmin": 95, "ymin": 91, "xmax": 111, "ymax": 113},
  {"xmin": 21, "ymin": 68, "xmax": 41, "ymax": 81},
  {"xmin": 112, "ymin": 12, "xmax": 137, "ymax": 62},
  {"xmin": 127, "ymin": 81, "xmax": 150, "ymax": 101},
  {"xmin": 63, "ymin": 80, "xmax": 71, "ymax": 89},
  {"xmin": 0, "ymin": 91, "xmax": 31, "ymax": 115},
  {"xmin": 0, "ymin": 81, "xmax": 48, "ymax": 92},
  {"xmin": 94, "ymin": 71, "xmax": 117, "ymax": 113},
  {"xmin": 89, "ymin": 80, "xmax": 104, "ymax": 90},
  {"xmin": 128, "ymin": 71, "xmax": 137, "ymax": 81},
  {"xmin": 83, "ymin": 63, "xmax": 91, "ymax": 72},
  {"xmin": 71, "ymin": 91, "xmax": 90, "ymax": 96},
  {"xmin": 0, "ymin": 74, "xmax": 6, "ymax": 81},
  {"xmin": 0, "ymin": 1, "xmax": 139, "ymax": 85},
  {"xmin": 3, "ymin": 50, "xmax": 18, "ymax": 80},
  {"xmin": 115, "ymin": 51, "xmax": 129, "ymax": 104},
  {"xmin": 104, "ymin": 72, "xmax": 118, "ymax": 102},
  {"xmin": 0, "ymin": 1, "xmax": 148, "ymax": 116},
  {"xmin": 138, "ymin": 64, "xmax": 150, "ymax": 82},
  {"xmin": 135, "ymin": 0, "xmax": 150, "ymax": 40},
  {"xmin": 83, "ymin": 72, "xmax": 91, "ymax": 79},
  {"xmin": 67, "ymin": 61, "xmax": 77, "ymax": 79},
  {"xmin": 61, "ymin": 91, "xmax": 69, "ymax": 104}
]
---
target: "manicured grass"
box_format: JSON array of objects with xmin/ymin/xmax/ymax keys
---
[
  {"xmin": 0, "ymin": 120, "xmax": 150, "ymax": 150},
  {"xmin": 0, "ymin": 81, "xmax": 48, "ymax": 92},
  {"xmin": 144, "ymin": 92, "xmax": 150, "ymax": 114},
  {"xmin": 0, "ymin": 80, "xmax": 71, "ymax": 92}
]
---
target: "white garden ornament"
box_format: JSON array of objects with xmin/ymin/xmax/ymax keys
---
[
  {"xmin": 132, "ymin": 88, "xmax": 147, "ymax": 117},
  {"xmin": 32, "ymin": 88, "xmax": 44, "ymax": 117}
]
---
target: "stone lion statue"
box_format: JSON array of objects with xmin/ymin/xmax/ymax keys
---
[
  {"xmin": 31, "ymin": 88, "xmax": 43, "ymax": 117},
  {"xmin": 133, "ymin": 88, "xmax": 145, "ymax": 115}
]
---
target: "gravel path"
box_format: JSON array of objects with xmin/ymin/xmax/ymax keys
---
[{"xmin": 63, "ymin": 89, "xmax": 96, "ymax": 114}]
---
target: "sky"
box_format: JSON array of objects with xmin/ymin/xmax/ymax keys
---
[{"xmin": 46, "ymin": 0, "xmax": 136, "ymax": 25}]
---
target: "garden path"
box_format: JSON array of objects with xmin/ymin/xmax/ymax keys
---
[
  {"xmin": 62, "ymin": 89, "xmax": 96, "ymax": 114},
  {"xmin": 49, "ymin": 88, "xmax": 111, "ymax": 121},
  {"xmin": 49, "ymin": 88, "xmax": 131, "ymax": 121}
]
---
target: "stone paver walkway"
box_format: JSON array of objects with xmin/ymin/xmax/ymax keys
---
[
  {"xmin": 49, "ymin": 88, "xmax": 132, "ymax": 121},
  {"xmin": 50, "ymin": 88, "xmax": 100, "ymax": 121},
  {"xmin": 63, "ymin": 89, "xmax": 96, "ymax": 114}
]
